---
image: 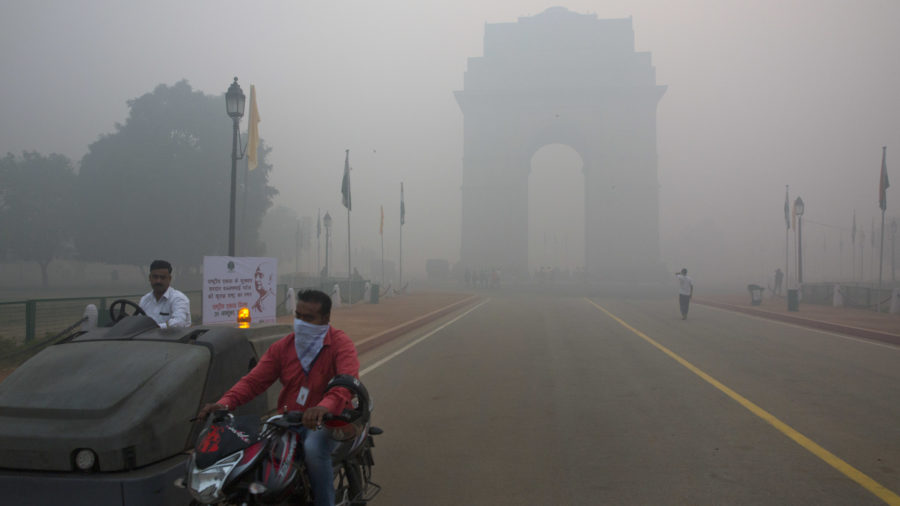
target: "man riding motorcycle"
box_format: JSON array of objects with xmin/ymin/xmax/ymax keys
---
[{"xmin": 198, "ymin": 289, "xmax": 359, "ymax": 506}]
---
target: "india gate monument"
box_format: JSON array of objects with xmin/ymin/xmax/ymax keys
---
[{"xmin": 455, "ymin": 7, "xmax": 667, "ymax": 285}]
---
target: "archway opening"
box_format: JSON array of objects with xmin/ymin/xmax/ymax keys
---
[{"xmin": 528, "ymin": 143, "xmax": 585, "ymax": 278}]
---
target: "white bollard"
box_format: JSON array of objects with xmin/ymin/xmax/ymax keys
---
[
  {"xmin": 363, "ymin": 282, "xmax": 371, "ymax": 303},
  {"xmin": 82, "ymin": 304, "xmax": 98, "ymax": 331},
  {"xmin": 286, "ymin": 288, "xmax": 296, "ymax": 313},
  {"xmin": 891, "ymin": 288, "xmax": 900, "ymax": 315},
  {"xmin": 331, "ymin": 284, "xmax": 342, "ymax": 308},
  {"xmin": 832, "ymin": 284, "xmax": 843, "ymax": 307}
]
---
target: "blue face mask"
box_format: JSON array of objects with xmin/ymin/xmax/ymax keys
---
[
  {"xmin": 294, "ymin": 318, "xmax": 329, "ymax": 342},
  {"xmin": 293, "ymin": 318, "xmax": 329, "ymax": 372}
]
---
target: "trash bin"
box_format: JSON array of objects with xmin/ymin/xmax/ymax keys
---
[
  {"xmin": 787, "ymin": 289, "xmax": 799, "ymax": 311},
  {"xmin": 747, "ymin": 284, "xmax": 764, "ymax": 306},
  {"xmin": 370, "ymin": 283, "xmax": 379, "ymax": 304}
]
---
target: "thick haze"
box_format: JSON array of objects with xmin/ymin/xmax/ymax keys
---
[{"xmin": 2, "ymin": 0, "xmax": 899, "ymax": 289}]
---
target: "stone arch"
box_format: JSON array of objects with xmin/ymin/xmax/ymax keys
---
[
  {"xmin": 528, "ymin": 143, "xmax": 585, "ymax": 274},
  {"xmin": 455, "ymin": 7, "xmax": 666, "ymax": 283}
]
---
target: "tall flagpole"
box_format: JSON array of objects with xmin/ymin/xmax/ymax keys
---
[
  {"xmin": 348, "ymin": 205, "xmax": 352, "ymax": 305},
  {"xmin": 295, "ymin": 220, "xmax": 300, "ymax": 277},
  {"xmin": 399, "ymin": 182, "xmax": 405, "ymax": 292},
  {"xmin": 380, "ymin": 206, "xmax": 385, "ymax": 286},
  {"xmin": 316, "ymin": 209, "xmax": 321, "ymax": 277},
  {"xmin": 784, "ymin": 185, "xmax": 790, "ymax": 292},
  {"xmin": 879, "ymin": 209, "xmax": 886, "ymax": 312},
  {"xmin": 852, "ymin": 210, "xmax": 856, "ymax": 282},
  {"xmin": 878, "ymin": 146, "xmax": 889, "ymax": 312},
  {"xmin": 341, "ymin": 149, "xmax": 353, "ymax": 305}
]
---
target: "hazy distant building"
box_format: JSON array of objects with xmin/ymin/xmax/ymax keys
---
[{"xmin": 455, "ymin": 7, "xmax": 666, "ymax": 283}]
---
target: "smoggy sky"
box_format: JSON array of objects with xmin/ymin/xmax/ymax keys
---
[{"xmin": 2, "ymin": 0, "xmax": 898, "ymax": 287}]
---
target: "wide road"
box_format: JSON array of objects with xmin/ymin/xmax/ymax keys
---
[{"xmin": 357, "ymin": 292, "xmax": 900, "ymax": 505}]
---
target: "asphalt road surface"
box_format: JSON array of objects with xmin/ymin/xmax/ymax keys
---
[{"xmin": 357, "ymin": 292, "xmax": 900, "ymax": 505}]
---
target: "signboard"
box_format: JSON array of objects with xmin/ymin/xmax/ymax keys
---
[{"xmin": 203, "ymin": 256, "xmax": 278, "ymax": 325}]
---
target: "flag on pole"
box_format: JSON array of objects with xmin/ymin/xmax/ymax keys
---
[
  {"xmin": 341, "ymin": 150, "xmax": 351, "ymax": 211},
  {"xmin": 317, "ymin": 209, "xmax": 321, "ymax": 238},
  {"xmin": 247, "ymin": 85, "xmax": 261, "ymax": 170},
  {"xmin": 784, "ymin": 187, "xmax": 790, "ymax": 230},
  {"xmin": 380, "ymin": 205, "xmax": 384, "ymax": 235},
  {"xmin": 400, "ymin": 182, "xmax": 406, "ymax": 226},
  {"xmin": 879, "ymin": 146, "xmax": 889, "ymax": 211}
]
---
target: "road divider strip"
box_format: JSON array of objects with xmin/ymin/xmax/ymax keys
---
[
  {"xmin": 360, "ymin": 298, "xmax": 490, "ymax": 377},
  {"xmin": 586, "ymin": 298, "xmax": 900, "ymax": 505}
]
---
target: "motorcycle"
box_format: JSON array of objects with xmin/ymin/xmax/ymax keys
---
[{"xmin": 177, "ymin": 375, "xmax": 381, "ymax": 505}]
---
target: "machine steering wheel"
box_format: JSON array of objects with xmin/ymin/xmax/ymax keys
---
[{"xmin": 109, "ymin": 299, "xmax": 146, "ymax": 323}]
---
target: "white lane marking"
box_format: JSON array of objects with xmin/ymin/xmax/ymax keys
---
[
  {"xmin": 700, "ymin": 304, "xmax": 900, "ymax": 352},
  {"xmin": 354, "ymin": 294, "xmax": 481, "ymax": 348},
  {"xmin": 360, "ymin": 298, "xmax": 490, "ymax": 377}
]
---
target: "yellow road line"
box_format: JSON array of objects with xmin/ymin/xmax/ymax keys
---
[{"xmin": 586, "ymin": 298, "xmax": 900, "ymax": 505}]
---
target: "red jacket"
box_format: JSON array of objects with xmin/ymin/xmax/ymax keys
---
[{"xmin": 217, "ymin": 326, "xmax": 359, "ymax": 414}]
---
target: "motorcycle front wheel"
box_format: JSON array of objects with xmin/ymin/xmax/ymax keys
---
[{"xmin": 334, "ymin": 462, "xmax": 365, "ymax": 506}]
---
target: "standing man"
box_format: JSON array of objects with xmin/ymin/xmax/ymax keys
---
[
  {"xmin": 139, "ymin": 259, "xmax": 191, "ymax": 328},
  {"xmin": 676, "ymin": 268, "xmax": 694, "ymax": 320},
  {"xmin": 197, "ymin": 290, "xmax": 359, "ymax": 506}
]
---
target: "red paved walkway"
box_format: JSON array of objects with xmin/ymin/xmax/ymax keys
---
[{"xmin": 695, "ymin": 294, "xmax": 900, "ymax": 345}]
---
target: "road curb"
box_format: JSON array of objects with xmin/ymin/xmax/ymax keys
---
[
  {"xmin": 355, "ymin": 295, "xmax": 483, "ymax": 354},
  {"xmin": 695, "ymin": 299, "xmax": 900, "ymax": 346}
]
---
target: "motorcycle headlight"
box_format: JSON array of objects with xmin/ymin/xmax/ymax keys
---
[{"xmin": 187, "ymin": 451, "xmax": 243, "ymax": 504}]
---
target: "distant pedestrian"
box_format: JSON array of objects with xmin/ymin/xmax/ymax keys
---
[
  {"xmin": 774, "ymin": 268, "xmax": 784, "ymax": 295},
  {"xmin": 675, "ymin": 268, "xmax": 694, "ymax": 320}
]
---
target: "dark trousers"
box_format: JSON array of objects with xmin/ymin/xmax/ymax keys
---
[{"xmin": 679, "ymin": 294, "xmax": 691, "ymax": 317}]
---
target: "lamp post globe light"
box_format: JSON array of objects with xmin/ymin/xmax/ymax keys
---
[
  {"xmin": 323, "ymin": 211, "xmax": 333, "ymax": 278},
  {"xmin": 794, "ymin": 196, "xmax": 804, "ymax": 284},
  {"xmin": 225, "ymin": 77, "xmax": 246, "ymax": 257}
]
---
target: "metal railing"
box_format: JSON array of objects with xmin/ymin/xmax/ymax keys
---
[
  {"xmin": 0, "ymin": 291, "xmax": 200, "ymax": 344},
  {"xmin": 0, "ymin": 284, "xmax": 296, "ymax": 346},
  {"xmin": 801, "ymin": 283, "xmax": 896, "ymax": 312}
]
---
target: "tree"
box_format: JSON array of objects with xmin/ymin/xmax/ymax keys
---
[
  {"xmin": 0, "ymin": 151, "xmax": 77, "ymax": 287},
  {"xmin": 76, "ymin": 80, "xmax": 276, "ymax": 272}
]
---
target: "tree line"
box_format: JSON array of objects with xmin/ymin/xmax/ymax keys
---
[{"xmin": 0, "ymin": 80, "xmax": 276, "ymax": 287}]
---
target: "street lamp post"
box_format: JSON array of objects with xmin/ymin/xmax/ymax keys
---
[
  {"xmin": 794, "ymin": 196, "xmax": 805, "ymax": 284},
  {"xmin": 225, "ymin": 77, "xmax": 246, "ymax": 257},
  {"xmin": 323, "ymin": 212, "xmax": 333, "ymax": 278}
]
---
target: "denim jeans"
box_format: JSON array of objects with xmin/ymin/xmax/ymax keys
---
[{"xmin": 295, "ymin": 427, "xmax": 339, "ymax": 506}]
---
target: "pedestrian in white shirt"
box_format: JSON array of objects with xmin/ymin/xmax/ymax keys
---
[
  {"xmin": 675, "ymin": 268, "xmax": 694, "ymax": 320},
  {"xmin": 139, "ymin": 259, "xmax": 191, "ymax": 329}
]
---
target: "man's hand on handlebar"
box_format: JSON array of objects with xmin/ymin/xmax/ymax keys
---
[
  {"xmin": 196, "ymin": 402, "xmax": 228, "ymax": 420},
  {"xmin": 302, "ymin": 406, "xmax": 330, "ymax": 429}
]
